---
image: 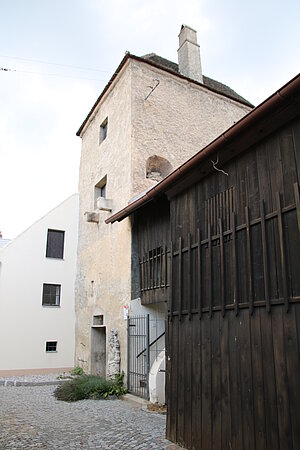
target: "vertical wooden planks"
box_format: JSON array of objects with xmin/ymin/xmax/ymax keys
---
[
  {"xmin": 245, "ymin": 206, "xmax": 254, "ymax": 314},
  {"xmin": 184, "ymin": 316, "xmax": 193, "ymax": 448},
  {"xmin": 140, "ymin": 256, "xmax": 144, "ymax": 293},
  {"xmin": 239, "ymin": 310, "xmax": 255, "ymax": 450},
  {"xmin": 166, "ymin": 315, "xmax": 172, "ymax": 440},
  {"xmin": 188, "ymin": 233, "xmax": 192, "ymax": 320},
  {"xmin": 284, "ymin": 304, "xmax": 300, "ymax": 450},
  {"xmin": 260, "ymin": 200, "xmax": 270, "ymax": 312},
  {"xmin": 201, "ymin": 314, "xmax": 212, "ymax": 450},
  {"xmin": 280, "ymin": 128, "xmax": 298, "ymax": 206},
  {"xmin": 169, "ymin": 242, "xmax": 173, "ymax": 320},
  {"xmin": 164, "ymin": 119, "xmax": 300, "ymax": 450},
  {"xmin": 260, "ymin": 308, "xmax": 280, "ymax": 450},
  {"xmin": 211, "ymin": 313, "xmax": 222, "ymax": 450},
  {"xmin": 220, "ymin": 313, "xmax": 231, "ymax": 449},
  {"xmin": 272, "ymin": 307, "xmax": 293, "ymax": 449},
  {"xmin": 219, "ymin": 219, "xmax": 225, "ymax": 317},
  {"xmin": 231, "ymin": 212, "xmax": 238, "ymax": 315},
  {"xmin": 178, "ymin": 237, "xmax": 182, "ymax": 321},
  {"xmin": 294, "ymin": 182, "xmax": 300, "ymax": 233},
  {"xmin": 208, "ymin": 223, "xmax": 213, "ymax": 317},
  {"xmin": 228, "ymin": 310, "xmax": 244, "ymax": 449},
  {"xmin": 191, "ymin": 315, "xmax": 202, "ymax": 449},
  {"xmin": 276, "ymin": 192, "xmax": 289, "ymax": 311},
  {"xmin": 197, "ymin": 228, "xmax": 202, "ymax": 319},
  {"xmin": 168, "ymin": 316, "xmax": 179, "ymax": 444},
  {"xmin": 164, "ymin": 244, "xmax": 168, "ymax": 289},
  {"xmin": 177, "ymin": 316, "xmax": 185, "ymax": 446},
  {"xmin": 250, "ymin": 308, "xmax": 266, "ymax": 449}
]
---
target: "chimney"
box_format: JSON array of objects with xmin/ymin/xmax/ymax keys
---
[{"xmin": 177, "ymin": 25, "xmax": 203, "ymax": 83}]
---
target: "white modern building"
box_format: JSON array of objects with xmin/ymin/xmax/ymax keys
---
[{"xmin": 0, "ymin": 194, "xmax": 79, "ymax": 376}]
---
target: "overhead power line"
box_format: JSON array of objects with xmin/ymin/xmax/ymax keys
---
[
  {"xmin": 0, "ymin": 66, "xmax": 108, "ymax": 82},
  {"xmin": 0, "ymin": 55, "xmax": 111, "ymax": 73}
]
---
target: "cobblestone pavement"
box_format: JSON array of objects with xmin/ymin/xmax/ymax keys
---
[{"xmin": 0, "ymin": 386, "xmax": 182, "ymax": 449}]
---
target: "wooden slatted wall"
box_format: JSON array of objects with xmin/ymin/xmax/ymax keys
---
[
  {"xmin": 166, "ymin": 118, "xmax": 300, "ymax": 449},
  {"xmin": 132, "ymin": 196, "xmax": 171, "ymax": 304}
]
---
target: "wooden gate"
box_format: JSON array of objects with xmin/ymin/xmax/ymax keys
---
[{"xmin": 166, "ymin": 184, "xmax": 300, "ymax": 450}]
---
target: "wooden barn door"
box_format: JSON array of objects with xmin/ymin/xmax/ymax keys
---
[{"xmin": 166, "ymin": 184, "xmax": 300, "ymax": 450}]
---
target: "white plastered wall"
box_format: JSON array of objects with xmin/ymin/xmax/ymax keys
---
[{"xmin": 0, "ymin": 194, "xmax": 79, "ymax": 375}]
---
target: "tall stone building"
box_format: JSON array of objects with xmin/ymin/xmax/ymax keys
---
[{"xmin": 75, "ymin": 25, "xmax": 252, "ymax": 383}]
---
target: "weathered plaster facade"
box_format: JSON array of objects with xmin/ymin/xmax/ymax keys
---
[
  {"xmin": 75, "ymin": 28, "xmax": 252, "ymax": 379},
  {"xmin": 76, "ymin": 63, "xmax": 132, "ymax": 375},
  {"xmin": 130, "ymin": 59, "xmax": 251, "ymax": 196}
]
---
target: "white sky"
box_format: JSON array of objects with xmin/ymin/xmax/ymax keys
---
[{"xmin": 0, "ymin": 0, "xmax": 299, "ymax": 238}]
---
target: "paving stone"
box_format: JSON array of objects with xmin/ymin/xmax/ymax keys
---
[{"xmin": 0, "ymin": 386, "xmax": 184, "ymax": 449}]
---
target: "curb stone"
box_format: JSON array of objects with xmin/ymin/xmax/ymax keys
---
[{"xmin": 0, "ymin": 379, "xmax": 67, "ymax": 387}]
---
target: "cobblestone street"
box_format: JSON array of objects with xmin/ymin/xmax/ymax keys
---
[{"xmin": 0, "ymin": 385, "xmax": 181, "ymax": 449}]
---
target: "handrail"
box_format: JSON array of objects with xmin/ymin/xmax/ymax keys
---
[{"xmin": 135, "ymin": 331, "xmax": 165, "ymax": 359}]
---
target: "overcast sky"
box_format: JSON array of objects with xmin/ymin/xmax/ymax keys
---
[{"xmin": 1, "ymin": 0, "xmax": 299, "ymax": 238}]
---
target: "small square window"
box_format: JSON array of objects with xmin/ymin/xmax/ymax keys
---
[
  {"xmin": 42, "ymin": 283, "xmax": 61, "ymax": 306},
  {"xmin": 46, "ymin": 341, "xmax": 57, "ymax": 352},
  {"xmin": 99, "ymin": 118, "xmax": 108, "ymax": 144},
  {"xmin": 93, "ymin": 314, "xmax": 104, "ymax": 326},
  {"xmin": 46, "ymin": 229, "xmax": 65, "ymax": 259}
]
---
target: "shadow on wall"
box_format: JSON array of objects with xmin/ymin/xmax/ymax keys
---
[{"xmin": 146, "ymin": 155, "xmax": 173, "ymax": 182}]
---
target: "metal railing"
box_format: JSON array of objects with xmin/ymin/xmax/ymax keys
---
[{"xmin": 127, "ymin": 314, "xmax": 165, "ymax": 400}]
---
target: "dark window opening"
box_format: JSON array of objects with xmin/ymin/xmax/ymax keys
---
[
  {"xmin": 42, "ymin": 283, "xmax": 61, "ymax": 306},
  {"xmin": 100, "ymin": 184, "xmax": 106, "ymax": 198},
  {"xmin": 46, "ymin": 341, "xmax": 57, "ymax": 352},
  {"xmin": 99, "ymin": 117, "xmax": 108, "ymax": 144},
  {"xmin": 46, "ymin": 229, "xmax": 65, "ymax": 259},
  {"xmin": 94, "ymin": 176, "xmax": 107, "ymax": 208}
]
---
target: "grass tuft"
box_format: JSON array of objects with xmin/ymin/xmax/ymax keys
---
[{"xmin": 54, "ymin": 372, "xmax": 127, "ymax": 402}]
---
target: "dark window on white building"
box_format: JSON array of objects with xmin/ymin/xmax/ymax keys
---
[
  {"xmin": 46, "ymin": 341, "xmax": 57, "ymax": 352},
  {"xmin": 42, "ymin": 283, "xmax": 61, "ymax": 306},
  {"xmin": 46, "ymin": 229, "xmax": 65, "ymax": 259}
]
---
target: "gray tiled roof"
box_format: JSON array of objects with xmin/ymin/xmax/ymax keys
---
[{"xmin": 142, "ymin": 53, "xmax": 253, "ymax": 107}]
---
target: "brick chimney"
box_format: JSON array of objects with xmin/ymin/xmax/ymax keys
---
[{"xmin": 177, "ymin": 25, "xmax": 203, "ymax": 83}]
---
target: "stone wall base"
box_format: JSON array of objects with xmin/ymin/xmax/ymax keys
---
[{"xmin": 0, "ymin": 367, "xmax": 73, "ymax": 377}]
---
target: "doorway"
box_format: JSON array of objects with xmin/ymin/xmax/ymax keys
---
[{"xmin": 91, "ymin": 326, "xmax": 106, "ymax": 376}]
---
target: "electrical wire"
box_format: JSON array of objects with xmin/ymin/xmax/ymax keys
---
[
  {"xmin": 0, "ymin": 66, "xmax": 108, "ymax": 82},
  {"xmin": 0, "ymin": 54, "xmax": 111, "ymax": 73}
]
